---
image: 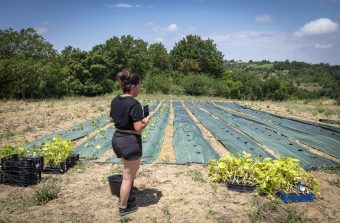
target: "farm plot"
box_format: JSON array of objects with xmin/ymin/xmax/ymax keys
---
[
  {"xmin": 25, "ymin": 116, "xmax": 109, "ymax": 149},
  {"xmin": 219, "ymin": 102, "xmax": 340, "ymax": 159},
  {"xmin": 17, "ymin": 99, "xmax": 340, "ymax": 169},
  {"xmin": 172, "ymin": 101, "xmax": 220, "ymax": 163},
  {"xmin": 199, "ymin": 101, "xmax": 339, "ymax": 169},
  {"xmin": 185, "ymin": 100, "xmax": 273, "ymax": 158}
]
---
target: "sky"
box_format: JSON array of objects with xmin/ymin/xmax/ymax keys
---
[{"xmin": 1, "ymin": 0, "xmax": 340, "ymax": 65}]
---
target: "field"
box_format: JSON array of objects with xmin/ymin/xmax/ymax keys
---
[{"xmin": 0, "ymin": 95, "xmax": 339, "ymax": 223}]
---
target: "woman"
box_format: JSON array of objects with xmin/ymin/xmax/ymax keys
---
[{"xmin": 109, "ymin": 70, "xmax": 151, "ymax": 216}]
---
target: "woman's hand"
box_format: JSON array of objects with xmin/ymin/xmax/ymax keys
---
[{"xmin": 133, "ymin": 113, "xmax": 152, "ymax": 133}]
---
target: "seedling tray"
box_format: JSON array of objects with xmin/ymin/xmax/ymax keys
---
[
  {"xmin": 43, "ymin": 161, "xmax": 68, "ymax": 174},
  {"xmin": 279, "ymin": 192, "xmax": 314, "ymax": 203},
  {"xmin": 66, "ymin": 154, "xmax": 79, "ymax": 168},
  {"xmin": 0, "ymin": 155, "xmax": 43, "ymax": 186},
  {"xmin": 0, "ymin": 171, "xmax": 40, "ymax": 187},
  {"xmin": 226, "ymin": 182, "xmax": 257, "ymax": 192}
]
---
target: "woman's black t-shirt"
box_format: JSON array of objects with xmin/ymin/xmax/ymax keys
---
[{"xmin": 109, "ymin": 95, "xmax": 143, "ymax": 130}]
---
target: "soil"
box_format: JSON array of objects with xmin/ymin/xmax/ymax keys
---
[{"xmin": 0, "ymin": 96, "xmax": 339, "ymax": 223}]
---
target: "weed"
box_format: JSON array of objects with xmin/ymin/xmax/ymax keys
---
[
  {"xmin": 37, "ymin": 122, "xmax": 46, "ymax": 128},
  {"xmin": 249, "ymin": 197, "xmax": 306, "ymax": 223},
  {"xmin": 162, "ymin": 204, "xmax": 171, "ymax": 223},
  {"xmin": 75, "ymin": 160, "xmax": 87, "ymax": 173},
  {"xmin": 174, "ymin": 171, "xmax": 184, "ymax": 177},
  {"xmin": 8, "ymin": 105, "xmax": 23, "ymax": 112},
  {"xmin": 207, "ymin": 205, "xmax": 216, "ymax": 215},
  {"xmin": 23, "ymin": 125, "xmax": 35, "ymax": 133},
  {"xmin": 327, "ymin": 178, "xmax": 340, "ymax": 188},
  {"xmin": 317, "ymin": 107, "xmax": 325, "ymax": 114},
  {"xmin": 163, "ymin": 155, "xmax": 170, "ymax": 164},
  {"xmin": 0, "ymin": 191, "xmax": 33, "ymax": 212},
  {"xmin": 111, "ymin": 164, "xmax": 123, "ymax": 174},
  {"xmin": 120, "ymin": 217, "xmax": 133, "ymax": 223},
  {"xmin": 1, "ymin": 128, "xmax": 15, "ymax": 140},
  {"xmin": 210, "ymin": 183, "xmax": 218, "ymax": 197},
  {"xmin": 217, "ymin": 219, "xmax": 233, "ymax": 223},
  {"xmin": 138, "ymin": 168, "xmax": 152, "ymax": 177},
  {"xmin": 98, "ymin": 107, "xmax": 104, "ymax": 112},
  {"xmin": 34, "ymin": 176, "xmax": 61, "ymax": 205},
  {"xmin": 324, "ymin": 110, "xmax": 334, "ymax": 117},
  {"xmin": 48, "ymin": 102, "xmax": 54, "ymax": 108},
  {"xmin": 187, "ymin": 170, "xmax": 206, "ymax": 183}
]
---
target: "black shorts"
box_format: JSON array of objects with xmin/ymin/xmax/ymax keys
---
[{"xmin": 112, "ymin": 131, "xmax": 142, "ymax": 160}]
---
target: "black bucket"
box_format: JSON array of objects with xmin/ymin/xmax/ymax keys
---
[{"xmin": 108, "ymin": 174, "xmax": 122, "ymax": 197}]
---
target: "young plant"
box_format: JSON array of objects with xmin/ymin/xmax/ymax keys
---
[{"xmin": 40, "ymin": 137, "xmax": 73, "ymax": 166}]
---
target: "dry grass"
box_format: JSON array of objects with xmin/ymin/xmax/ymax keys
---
[{"xmin": 0, "ymin": 96, "xmax": 339, "ymax": 223}]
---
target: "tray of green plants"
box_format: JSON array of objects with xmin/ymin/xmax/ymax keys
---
[
  {"xmin": 208, "ymin": 152, "xmax": 319, "ymax": 201},
  {"xmin": 0, "ymin": 149, "xmax": 43, "ymax": 187},
  {"xmin": 40, "ymin": 137, "xmax": 74, "ymax": 174}
]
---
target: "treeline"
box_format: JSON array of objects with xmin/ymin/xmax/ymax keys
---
[{"xmin": 1, "ymin": 28, "xmax": 339, "ymax": 101}]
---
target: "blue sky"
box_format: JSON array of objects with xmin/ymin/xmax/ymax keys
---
[{"xmin": 1, "ymin": 0, "xmax": 340, "ymax": 64}]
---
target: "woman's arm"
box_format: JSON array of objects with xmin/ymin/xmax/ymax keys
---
[{"xmin": 133, "ymin": 113, "xmax": 152, "ymax": 133}]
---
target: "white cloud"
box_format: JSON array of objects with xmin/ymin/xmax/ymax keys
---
[
  {"xmin": 165, "ymin": 24, "xmax": 178, "ymax": 32},
  {"xmin": 106, "ymin": 3, "xmax": 141, "ymax": 8},
  {"xmin": 147, "ymin": 23, "xmax": 178, "ymax": 35},
  {"xmin": 315, "ymin": 43, "xmax": 333, "ymax": 49},
  {"xmin": 155, "ymin": 37, "xmax": 163, "ymax": 42},
  {"xmin": 146, "ymin": 22, "xmax": 155, "ymax": 26},
  {"xmin": 255, "ymin": 15, "xmax": 273, "ymax": 23},
  {"xmin": 294, "ymin": 18, "xmax": 339, "ymax": 36},
  {"xmin": 35, "ymin": 22, "xmax": 51, "ymax": 35},
  {"xmin": 203, "ymin": 30, "xmax": 340, "ymax": 64},
  {"xmin": 35, "ymin": 26, "xmax": 48, "ymax": 35}
]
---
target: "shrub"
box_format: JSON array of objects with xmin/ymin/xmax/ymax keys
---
[{"xmin": 181, "ymin": 74, "xmax": 213, "ymax": 96}]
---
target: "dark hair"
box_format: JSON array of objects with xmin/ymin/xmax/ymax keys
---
[{"xmin": 117, "ymin": 70, "xmax": 141, "ymax": 93}]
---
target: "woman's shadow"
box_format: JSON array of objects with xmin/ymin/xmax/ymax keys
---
[{"xmin": 133, "ymin": 187, "xmax": 163, "ymax": 207}]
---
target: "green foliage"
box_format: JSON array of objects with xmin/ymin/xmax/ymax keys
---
[
  {"xmin": 0, "ymin": 28, "xmax": 338, "ymax": 100},
  {"xmin": 34, "ymin": 177, "xmax": 61, "ymax": 205},
  {"xmin": 143, "ymin": 73, "xmax": 171, "ymax": 94},
  {"xmin": 0, "ymin": 145, "xmax": 28, "ymax": 159},
  {"xmin": 249, "ymin": 197, "xmax": 306, "ymax": 223},
  {"xmin": 148, "ymin": 42, "xmax": 171, "ymax": 71},
  {"xmin": 170, "ymin": 35, "xmax": 224, "ymax": 78},
  {"xmin": 181, "ymin": 74, "xmax": 213, "ymax": 96},
  {"xmin": 208, "ymin": 153, "xmax": 319, "ymax": 196},
  {"xmin": 40, "ymin": 137, "xmax": 73, "ymax": 165},
  {"xmin": 187, "ymin": 170, "xmax": 206, "ymax": 183}
]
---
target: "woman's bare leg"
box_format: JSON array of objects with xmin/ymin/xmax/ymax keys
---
[{"xmin": 119, "ymin": 158, "xmax": 140, "ymax": 208}]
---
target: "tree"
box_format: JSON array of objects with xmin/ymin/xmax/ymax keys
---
[
  {"xmin": 0, "ymin": 28, "xmax": 59, "ymax": 99},
  {"xmin": 170, "ymin": 35, "xmax": 224, "ymax": 78},
  {"xmin": 148, "ymin": 43, "xmax": 171, "ymax": 71}
]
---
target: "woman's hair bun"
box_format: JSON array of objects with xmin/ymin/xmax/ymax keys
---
[
  {"xmin": 116, "ymin": 70, "xmax": 141, "ymax": 93},
  {"xmin": 117, "ymin": 70, "xmax": 131, "ymax": 83}
]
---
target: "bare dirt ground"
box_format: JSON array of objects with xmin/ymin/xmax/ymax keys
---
[{"xmin": 0, "ymin": 95, "xmax": 339, "ymax": 223}]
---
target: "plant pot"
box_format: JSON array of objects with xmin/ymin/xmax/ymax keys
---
[
  {"xmin": 226, "ymin": 181, "xmax": 257, "ymax": 192},
  {"xmin": 279, "ymin": 192, "xmax": 314, "ymax": 203},
  {"xmin": 43, "ymin": 161, "xmax": 68, "ymax": 174},
  {"xmin": 0, "ymin": 155, "xmax": 43, "ymax": 186},
  {"xmin": 66, "ymin": 154, "xmax": 79, "ymax": 168},
  {"xmin": 107, "ymin": 174, "xmax": 122, "ymax": 197}
]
